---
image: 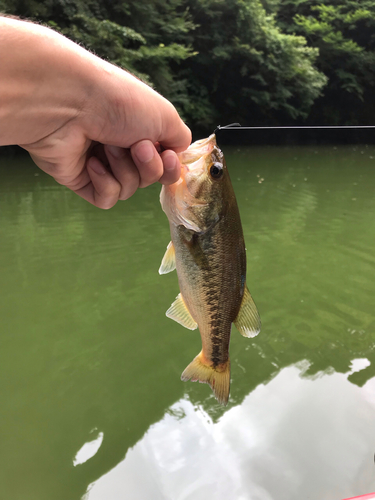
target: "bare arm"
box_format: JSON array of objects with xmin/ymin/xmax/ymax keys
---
[{"xmin": 0, "ymin": 17, "xmax": 191, "ymax": 208}]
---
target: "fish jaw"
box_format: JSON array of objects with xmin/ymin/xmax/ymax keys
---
[{"xmin": 177, "ymin": 134, "xmax": 216, "ymax": 165}]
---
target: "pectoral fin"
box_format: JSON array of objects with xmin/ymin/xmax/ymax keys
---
[
  {"xmin": 234, "ymin": 286, "xmax": 261, "ymax": 338},
  {"xmin": 159, "ymin": 242, "xmax": 176, "ymax": 275},
  {"xmin": 166, "ymin": 293, "xmax": 198, "ymax": 330}
]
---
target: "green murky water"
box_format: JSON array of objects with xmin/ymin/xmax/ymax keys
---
[{"xmin": 1, "ymin": 144, "xmax": 375, "ymax": 500}]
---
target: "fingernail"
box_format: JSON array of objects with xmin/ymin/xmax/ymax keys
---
[
  {"xmin": 163, "ymin": 153, "xmax": 178, "ymax": 172},
  {"xmin": 106, "ymin": 145, "xmax": 123, "ymax": 159},
  {"xmin": 134, "ymin": 141, "xmax": 154, "ymax": 163},
  {"xmin": 88, "ymin": 157, "xmax": 107, "ymax": 175}
]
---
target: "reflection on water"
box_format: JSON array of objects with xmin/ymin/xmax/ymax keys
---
[
  {"xmin": 0, "ymin": 145, "xmax": 375, "ymax": 500},
  {"xmin": 74, "ymin": 431, "xmax": 104, "ymax": 467},
  {"xmin": 85, "ymin": 360, "xmax": 375, "ymax": 500}
]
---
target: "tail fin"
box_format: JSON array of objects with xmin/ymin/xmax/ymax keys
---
[{"xmin": 181, "ymin": 352, "xmax": 230, "ymax": 406}]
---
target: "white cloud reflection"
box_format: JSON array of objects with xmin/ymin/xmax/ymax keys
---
[
  {"xmin": 74, "ymin": 431, "xmax": 104, "ymax": 467},
  {"xmin": 84, "ymin": 361, "xmax": 375, "ymax": 500}
]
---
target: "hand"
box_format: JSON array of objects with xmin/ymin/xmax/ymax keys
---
[{"xmin": 0, "ymin": 17, "xmax": 191, "ymax": 209}]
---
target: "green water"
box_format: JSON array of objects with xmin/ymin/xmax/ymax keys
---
[{"xmin": 1, "ymin": 145, "xmax": 375, "ymax": 500}]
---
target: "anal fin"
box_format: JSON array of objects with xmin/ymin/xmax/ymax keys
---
[
  {"xmin": 159, "ymin": 241, "xmax": 176, "ymax": 275},
  {"xmin": 166, "ymin": 293, "xmax": 197, "ymax": 330},
  {"xmin": 234, "ymin": 285, "xmax": 261, "ymax": 338}
]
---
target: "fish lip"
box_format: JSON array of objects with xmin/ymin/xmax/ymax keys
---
[
  {"xmin": 178, "ymin": 134, "xmax": 216, "ymax": 166},
  {"xmin": 191, "ymin": 133, "xmax": 216, "ymax": 149}
]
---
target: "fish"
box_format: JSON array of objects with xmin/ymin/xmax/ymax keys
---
[{"xmin": 159, "ymin": 134, "xmax": 260, "ymax": 405}]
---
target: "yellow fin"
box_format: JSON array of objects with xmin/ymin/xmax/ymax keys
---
[
  {"xmin": 159, "ymin": 242, "xmax": 176, "ymax": 275},
  {"xmin": 166, "ymin": 293, "xmax": 197, "ymax": 330},
  {"xmin": 234, "ymin": 285, "xmax": 261, "ymax": 338},
  {"xmin": 181, "ymin": 352, "xmax": 230, "ymax": 406}
]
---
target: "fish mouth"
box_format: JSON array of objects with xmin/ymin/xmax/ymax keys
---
[{"xmin": 177, "ymin": 134, "xmax": 216, "ymax": 167}]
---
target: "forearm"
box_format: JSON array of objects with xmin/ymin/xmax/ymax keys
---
[
  {"xmin": 0, "ymin": 17, "xmax": 178, "ymax": 150},
  {"xmin": 0, "ymin": 17, "xmax": 100, "ymax": 146}
]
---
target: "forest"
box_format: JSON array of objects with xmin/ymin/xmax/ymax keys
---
[{"xmin": 1, "ymin": 0, "xmax": 375, "ymax": 134}]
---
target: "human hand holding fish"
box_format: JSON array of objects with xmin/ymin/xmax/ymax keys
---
[
  {"xmin": 160, "ymin": 134, "xmax": 261, "ymax": 405},
  {"xmin": 0, "ymin": 16, "xmax": 191, "ymax": 208}
]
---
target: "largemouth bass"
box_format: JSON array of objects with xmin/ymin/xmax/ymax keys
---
[{"xmin": 159, "ymin": 134, "xmax": 260, "ymax": 405}]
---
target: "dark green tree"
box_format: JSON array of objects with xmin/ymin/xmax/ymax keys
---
[
  {"xmin": 178, "ymin": 0, "xmax": 327, "ymax": 129},
  {"xmin": 0, "ymin": 0, "xmax": 328, "ymax": 130},
  {"xmin": 273, "ymin": 0, "xmax": 375, "ymax": 124}
]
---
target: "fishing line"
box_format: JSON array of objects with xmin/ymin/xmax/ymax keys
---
[
  {"xmin": 215, "ymin": 123, "xmax": 375, "ymax": 132},
  {"xmin": 214, "ymin": 123, "xmax": 375, "ymax": 145}
]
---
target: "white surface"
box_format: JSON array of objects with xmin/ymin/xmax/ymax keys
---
[{"xmin": 84, "ymin": 361, "xmax": 375, "ymax": 500}]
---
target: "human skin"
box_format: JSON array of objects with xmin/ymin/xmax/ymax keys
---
[{"xmin": 0, "ymin": 17, "xmax": 191, "ymax": 208}]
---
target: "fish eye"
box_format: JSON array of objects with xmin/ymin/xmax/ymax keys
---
[{"xmin": 210, "ymin": 163, "xmax": 223, "ymax": 180}]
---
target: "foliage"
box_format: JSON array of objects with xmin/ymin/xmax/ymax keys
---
[
  {"xmin": 6, "ymin": 0, "xmax": 374, "ymax": 130},
  {"xmin": 178, "ymin": 0, "xmax": 326, "ymax": 127},
  {"xmin": 273, "ymin": 0, "xmax": 375, "ymax": 124}
]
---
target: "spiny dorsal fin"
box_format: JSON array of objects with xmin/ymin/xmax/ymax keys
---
[
  {"xmin": 234, "ymin": 285, "xmax": 261, "ymax": 338},
  {"xmin": 159, "ymin": 241, "xmax": 176, "ymax": 275},
  {"xmin": 166, "ymin": 293, "xmax": 198, "ymax": 330}
]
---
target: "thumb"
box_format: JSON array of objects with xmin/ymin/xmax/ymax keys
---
[
  {"xmin": 86, "ymin": 67, "xmax": 191, "ymax": 152},
  {"xmin": 157, "ymin": 99, "xmax": 192, "ymax": 153}
]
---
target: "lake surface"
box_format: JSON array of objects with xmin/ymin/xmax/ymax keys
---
[{"xmin": 1, "ymin": 144, "xmax": 375, "ymax": 500}]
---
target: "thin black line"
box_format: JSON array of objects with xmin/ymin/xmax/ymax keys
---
[{"xmin": 217, "ymin": 125, "xmax": 375, "ymax": 130}]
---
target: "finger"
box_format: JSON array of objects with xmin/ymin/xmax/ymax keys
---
[
  {"xmin": 131, "ymin": 140, "xmax": 163, "ymax": 188},
  {"xmin": 104, "ymin": 145, "xmax": 140, "ymax": 200},
  {"xmin": 158, "ymin": 101, "xmax": 192, "ymax": 152},
  {"xmin": 158, "ymin": 150, "xmax": 181, "ymax": 185},
  {"xmin": 154, "ymin": 142, "xmax": 166, "ymax": 155},
  {"xmin": 90, "ymin": 143, "xmax": 110, "ymax": 167},
  {"xmin": 74, "ymin": 156, "xmax": 121, "ymax": 209}
]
